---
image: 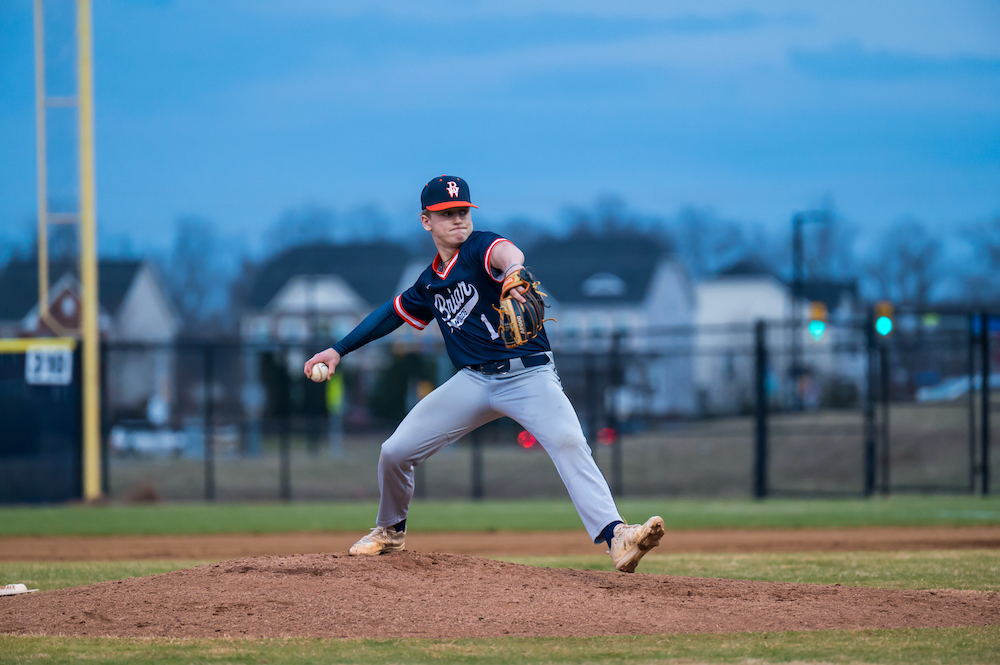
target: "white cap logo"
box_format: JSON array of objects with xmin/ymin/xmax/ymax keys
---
[{"xmin": 446, "ymin": 181, "xmax": 460, "ymax": 198}]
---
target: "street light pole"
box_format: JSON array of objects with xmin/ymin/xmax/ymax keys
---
[
  {"xmin": 789, "ymin": 210, "xmax": 829, "ymax": 411},
  {"xmin": 791, "ymin": 214, "xmax": 804, "ymax": 410}
]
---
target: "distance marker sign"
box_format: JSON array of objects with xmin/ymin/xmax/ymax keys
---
[{"xmin": 25, "ymin": 345, "xmax": 74, "ymax": 386}]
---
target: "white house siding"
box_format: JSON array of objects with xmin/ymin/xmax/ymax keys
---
[
  {"xmin": 266, "ymin": 275, "xmax": 368, "ymax": 341},
  {"xmin": 545, "ymin": 259, "xmax": 697, "ymax": 418},
  {"xmin": 641, "ymin": 261, "xmax": 696, "ymax": 416},
  {"xmin": 694, "ymin": 276, "xmax": 865, "ymax": 414},
  {"xmin": 111, "ymin": 265, "xmax": 178, "ymax": 342},
  {"xmin": 105, "ymin": 265, "xmax": 181, "ymax": 416}
]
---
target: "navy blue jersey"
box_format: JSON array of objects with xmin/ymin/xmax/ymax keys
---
[{"xmin": 395, "ymin": 230, "xmax": 550, "ymax": 368}]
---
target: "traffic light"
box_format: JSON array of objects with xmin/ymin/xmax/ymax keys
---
[
  {"xmin": 808, "ymin": 301, "xmax": 828, "ymax": 340},
  {"xmin": 874, "ymin": 301, "xmax": 894, "ymax": 336}
]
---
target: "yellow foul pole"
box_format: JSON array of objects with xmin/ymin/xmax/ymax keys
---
[
  {"xmin": 77, "ymin": 0, "xmax": 102, "ymax": 500},
  {"xmin": 33, "ymin": 0, "xmax": 49, "ymax": 327}
]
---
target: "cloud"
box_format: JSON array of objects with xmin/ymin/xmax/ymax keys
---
[
  {"xmin": 791, "ymin": 42, "xmax": 1000, "ymax": 81},
  {"xmin": 244, "ymin": 0, "xmax": 800, "ymax": 23}
]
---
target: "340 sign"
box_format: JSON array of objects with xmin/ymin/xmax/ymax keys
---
[{"xmin": 25, "ymin": 346, "xmax": 74, "ymax": 386}]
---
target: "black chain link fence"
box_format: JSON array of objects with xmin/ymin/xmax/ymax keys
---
[{"xmin": 83, "ymin": 314, "xmax": 996, "ymax": 503}]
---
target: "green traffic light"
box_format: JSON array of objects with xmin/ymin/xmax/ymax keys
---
[
  {"xmin": 808, "ymin": 320, "xmax": 826, "ymax": 339},
  {"xmin": 875, "ymin": 315, "xmax": 893, "ymax": 336}
]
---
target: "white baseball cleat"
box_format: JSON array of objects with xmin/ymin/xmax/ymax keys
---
[
  {"xmin": 349, "ymin": 526, "xmax": 406, "ymax": 556},
  {"xmin": 609, "ymin": 516, "xmax": 665, "ymax": 573}
]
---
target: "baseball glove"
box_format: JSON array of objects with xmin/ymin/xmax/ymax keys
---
[{"xmin": 494, "ymin": 267, "xmax": 550, "ymax": 348}]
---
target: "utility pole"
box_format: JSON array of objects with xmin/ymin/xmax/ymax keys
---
[
  {"xmin": 791, "ymin": 214, "xmax": 804, "ymax": 410},
  {"xmin": 789, "ymin": 210, "xmax": 829, "ymax": 411}
]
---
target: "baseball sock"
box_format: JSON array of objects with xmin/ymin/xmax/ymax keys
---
[
  {"xmin": 392, "ymin": 519, "xmax": 406, "ymax": 533},
  {"xmin": 600, "ymin": 520, "xmax": 623, "ymax": 547}
]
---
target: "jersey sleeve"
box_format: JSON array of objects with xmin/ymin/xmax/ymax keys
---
[
  {"xmin": 394, "ymin": 284, "xmax": 433, "ymax": 330},
  {"xmin": 465, "ymin": 230, "xmax": 509, "ymax": 283}
]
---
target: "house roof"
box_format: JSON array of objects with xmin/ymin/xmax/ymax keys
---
[
  {"xmin": 716, "ymin": 257, "xmax": 782, "ymax": 280},
  {"xmin": 526, "ymin": 232, "xmax": 670, "ymax": 304},
  {"xmin": 0, "ymin": 259, "xmax": 142, "ymax": 320},
  {"xmin": 799, "ymin": 279, "xmax": 858, "ymax": 311},
  {"xmin": 246, "ymin": 242, "xmax": 412, "ymax": 309}
]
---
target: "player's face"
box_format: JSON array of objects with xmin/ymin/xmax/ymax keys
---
[{"xmin": 422, "ymin": 207, "xmax": 473, "ymax": 247}]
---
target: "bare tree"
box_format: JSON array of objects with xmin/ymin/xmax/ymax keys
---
[
  {"xmin": 800, "ymin": 206, "xmax": 857, "ymax": 282},
  {"xmin": 2, "ymin": 217, "xmax": 39, "ymax": 267},
  {"xmin": 347, "ymin": 204, "xmax": 392, "ymax": 241},
  {"xmin": 672, "ymin": 206, "xmax": 755, "ymax": 276},
  {"xmin": 863, "ymin": 219, "xmax": 941, "ymax": 307},
  {"xmin": 499, "ymin": 215, "xmax": 550, "ymax": 250},
  {"xmin": 166, "ymin": 216, "xmax": 229, "ymax": 330},
  {"xmin": 263, "ymin": 203, "xmax": 337, "ymax": 252},
  {"xmin": 561, "ymin": 195, "xmax": 645, "ymax": 237},
  {"xmin": 961, "ymin": 215, "xmax": 1000, "ymax": 305}
]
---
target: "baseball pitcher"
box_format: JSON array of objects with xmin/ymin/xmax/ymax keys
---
[{"xmin": 304, "ymin": 175, "xmax": 663, "ymax": 572}]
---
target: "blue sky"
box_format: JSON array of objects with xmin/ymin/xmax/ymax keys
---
[{"xmin": 1, "ymin": 0, "xmax": 998, "ymax": 255}]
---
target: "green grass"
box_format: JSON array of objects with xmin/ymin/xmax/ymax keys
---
[
  {"xmin": 501, "ymin": 550, "xmax": 1000, "ymax": 592},
  {"xmin": 2, "ymin": 628, "xmax": 999, "ymax": 664},
  {"xmin": 4, "ymin": 550, "xmax": 998, "ymax": 593},
  {"xmin": 2, "ymin": 495, "xmax": 999, "ymax": 537},
  {"xmin": 0, "ymin": 561, "xmax": 209, "ymax": 592}
]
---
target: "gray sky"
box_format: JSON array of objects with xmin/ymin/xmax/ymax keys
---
[{"xmin": 1, "ymin": 0, "xmax": 998, "ymax": 253}]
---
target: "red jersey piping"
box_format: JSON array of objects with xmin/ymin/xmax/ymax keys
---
[
  {"xmin": 483, "ymin": 238, "xmax": 508, "ymax": 283},
  {"xmin": 431, "ymin": 251, "xmax": 460, "ymax": 279},
  {"xmin": 394, "ymin": 295, "xmax": 428, "ymax": 330}
]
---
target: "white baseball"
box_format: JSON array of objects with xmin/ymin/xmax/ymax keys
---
[{"xmin": 310, "ymin": 362, "xmax": 329, "ymax": 382}]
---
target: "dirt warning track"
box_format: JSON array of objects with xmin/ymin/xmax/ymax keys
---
[{"xmin": 2, "ymin": 526, "xmax": 998, "ymax": 561}]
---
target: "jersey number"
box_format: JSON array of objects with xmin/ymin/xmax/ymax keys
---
[{"xmin": 481, "ymin": 313, "xmax": 500, "ymax": 340}]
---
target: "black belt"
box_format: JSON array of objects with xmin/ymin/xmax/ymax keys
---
[{"xmin": 468, "ymin": 353, "xmax": 550, "ymax": 375}]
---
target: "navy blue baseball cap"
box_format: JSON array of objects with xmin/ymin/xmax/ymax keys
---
[{"xmin": 421, "ymin": 175, "xmax": 478, "ymax": 211}]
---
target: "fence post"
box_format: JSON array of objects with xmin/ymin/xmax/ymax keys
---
[
  {"xmin": 982, "ymin": 312, "xmax": 991, "ymax": 496},
  {"xmin": 610, "ymin": 332, "xmax": 624, "ymax": 497},
  {"xmin": 969, "ymin": 314, "xmax": 978, "ymax": 493},
  {"xmin": 471, "ymin": 428, "xmax": 484, "ymax": 500},
  {"xmin": 99, "ymin": 340, "xmax": 110, "ymax": 496},
  {"xmin": 864, "ymin": 318, "xmax": 877, "ymax": 496},
  {"xmin": 753, "ymin": 320, "xmax": 768, "ymax": 499},
  {"xmin": 879, "ymin": 343, "xmax": 891, "ymax": 495},
  {"xmin": 279, "ymin": 412, "xmax": 291, "ymax": 500},
  {"xmin": 278, "ymin": 345, "xmax": 291, "ymax": 501},
  {"xmin": 415, "ymin": 460, "xmax": 426, "ymax": 499},
  {"xmin": 203, "ymin": 343, "xmax": 215, "ymax": 501},
  {"xmin": 585, "ymin": 361, "xmax": 597, "ymax": 452}
]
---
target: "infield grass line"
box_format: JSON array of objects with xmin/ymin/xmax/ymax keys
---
[
  {"xmin": 500, "ymin": 550, "xmax": 1000, "ymax": 592},
  {"xmin": 4, "ymin": 550, "xmax": 997, "ymax": 592},
  {"xmin": 1, "ymin": 496, "xmax": 999, "ymax": 537},
  {"xmin": 2, "ymin": 627, "xmax": 999, "ymax": 664},
  {"xmin": 0, "ymin": 561, "xmax": 210, "ymax": 592}
]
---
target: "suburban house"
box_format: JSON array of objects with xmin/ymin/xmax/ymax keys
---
[
  {"xmin": 240, "ymin": 241, "xmax": 436, "ymax": 351},
  {"xmin": 239, "ymin": 241, "xmax": 446, "ymax": 426},
  {"xmin": 0, "ymin": 258, "xmax": 180, "ymax": 420},
  {"xmin": 693, "ymin": 258, "xmax": 863, "ymax": 414},
  {"xmin": 527, "ymin": 232, "xmax": 697, "ymax": 418}
]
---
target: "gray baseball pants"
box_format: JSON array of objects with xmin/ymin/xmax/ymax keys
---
[{"xmin": 375, "ymin": 355, "xmax": 623, "ymax": 543}]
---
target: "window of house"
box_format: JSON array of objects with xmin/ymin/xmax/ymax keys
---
[
  {"xmin": 277, "ymin": 316, "xmax": 308, "ymax": 341},
  {"xmin": 582, "ymin": 273, "xmax": 627, "ymax": 298}
]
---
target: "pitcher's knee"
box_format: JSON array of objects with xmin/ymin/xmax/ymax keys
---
[
  {"xmin": 546, "ymin": 429, "xmax": 588, "ymax": 454},
  {"xmin": 379, "ymin": 439, "xmax": 413, "ymax": 470}
]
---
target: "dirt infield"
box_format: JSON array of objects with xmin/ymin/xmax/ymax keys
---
[
  {"xmin": 2, "ymin": 526, "xmax": 999, "ymax": 561},
  {"xmin": 1, "ymin": 551, "xmax": 998, "ymax": 638}
]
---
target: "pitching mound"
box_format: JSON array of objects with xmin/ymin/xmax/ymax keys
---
[{"xmin": 1, "ymin": 551, "xmax": 997, "ymax": 639}]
